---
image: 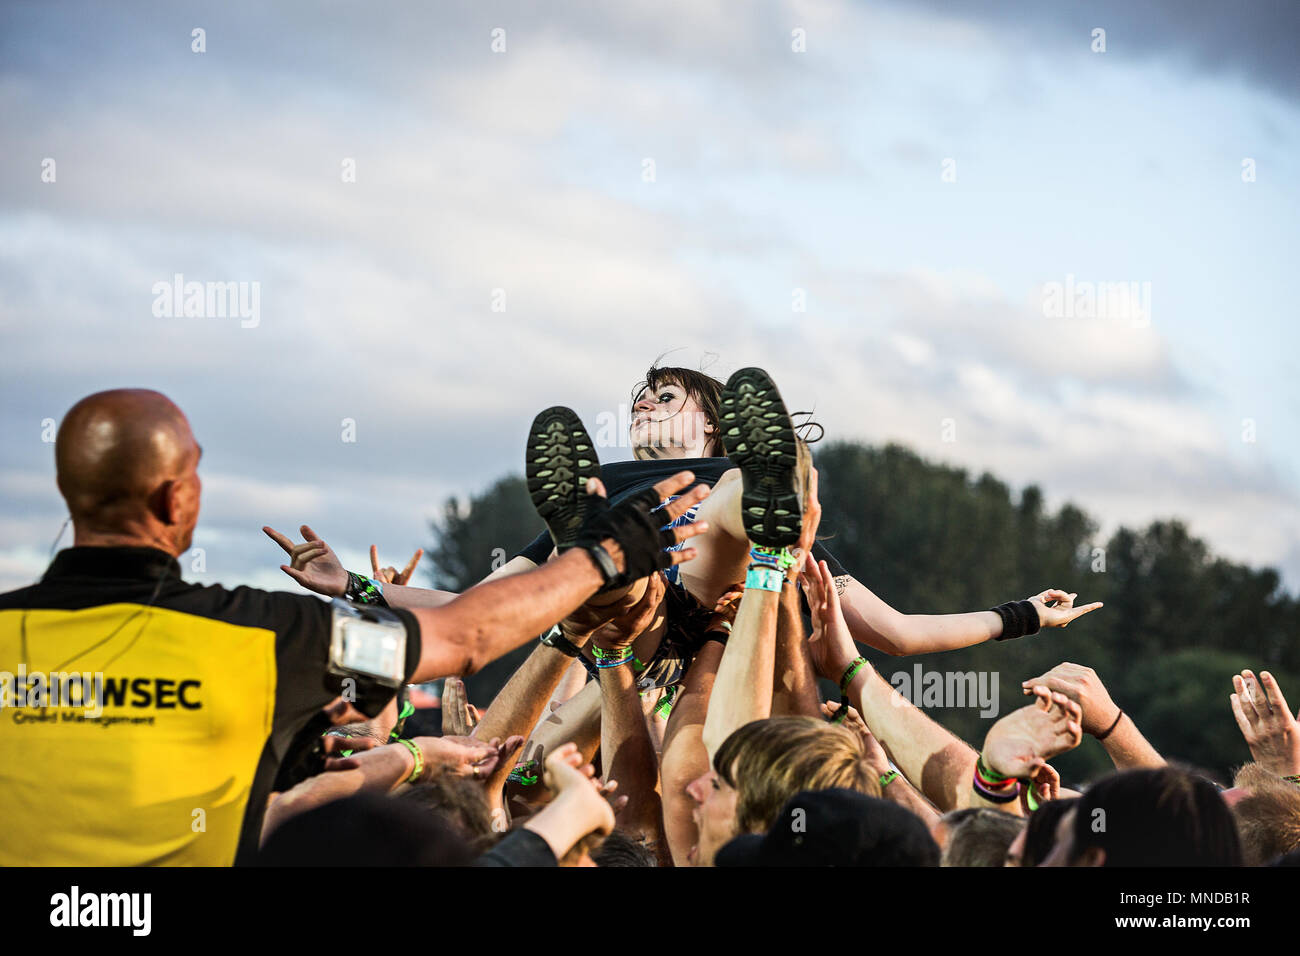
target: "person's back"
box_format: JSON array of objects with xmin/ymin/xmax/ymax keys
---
[{"xmin": 0, "ymin": 390, "xmax": 420, "ymax": 865}]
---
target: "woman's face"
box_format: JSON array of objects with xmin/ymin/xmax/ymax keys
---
[{"xmin": 630, "ymin": 380, "xmax": 716, "ymax": 459}]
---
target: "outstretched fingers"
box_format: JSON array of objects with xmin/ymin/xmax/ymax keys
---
[{"xmin": 263, "ymin": 526, "xmax": 296, "ymax": 555}]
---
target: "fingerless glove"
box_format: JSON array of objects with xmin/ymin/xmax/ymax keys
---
[{"xmin": 572, "ymin": 487, "xmax": 678, "ymax": 593}]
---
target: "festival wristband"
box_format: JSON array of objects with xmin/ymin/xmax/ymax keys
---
[
  {"xmin": 840, "ymin": 656, "xmax": 869, "ymax": 695},
  {"xmin": 396, "ymin": 738, "xmax": 424, "ymax": 784},
  {"xmin": 745, "ymin": 566, "xmax": 784, "ymax": 592},
  {"xmin": 592, "ymin": 645, "xmax": 636, "ymax": 669},
  {"xmin": 879, "ymin": 769, "xmax": 900, "ymax": 788},
  {"xmin": 749, "ymin": 546, "xmax": 799, "ymax": 572},
  {"xmin": 972, "ymin": 754, "xmax": 1020, "ymax": 803},
  {"xmin": 972, "ymin": 772, "xmax": 1020, "ymax": 804},
  {"xmin": 975, "ymin": 754, "xmax": 1014, "ymax": 785},
  {"xmin": 345, "ymin": 571, "xmax": 389, "ymax": 607},
  {"xmin": 508, "ymin": 760, "xmax": 539, "ymax": 787}
]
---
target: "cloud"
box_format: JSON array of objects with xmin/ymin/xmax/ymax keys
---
[{"xmin": 1, "ymin": 0, "xmax": 1296, "ymax": 598}]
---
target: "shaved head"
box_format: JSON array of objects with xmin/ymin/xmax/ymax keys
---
[{"xmin": 56, "ymin": 389, "xmax": 202, "ymax": 554}]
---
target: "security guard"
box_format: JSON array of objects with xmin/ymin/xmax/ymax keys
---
[{"xmin": 0, "ymin": 389, "xmax": 707, "ymax": 865}]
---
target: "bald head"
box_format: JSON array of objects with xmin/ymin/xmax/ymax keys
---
[{"xmin": 56, "ymin": 389, "xmax": 202, "ymax": 554}]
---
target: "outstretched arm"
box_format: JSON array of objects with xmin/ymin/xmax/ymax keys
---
[
  {"xmin": 273, "ymin": 472, "xmax": 712, "ymax": 682},
  {"xmin": 261, "ymin": 735, "xmax": 500, "ymax": 842},
  {"xmin": 837, "ymin": 578, "xmax": 1103, "ymax": 657},
  {"xmin": 265, "ymin": 523, "xmax": 537, "ymax": 610},
  {"xmin": 803, "ymin": 557, "xmax": 1082, "ymax": 813}
]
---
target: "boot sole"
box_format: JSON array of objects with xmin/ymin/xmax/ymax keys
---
[
  {"xmin": 719, "ymin": 367, "xmax": 802, "ymax": 548},
  {"xmin": 525, "ymin": 406, "xmax": 602, "ymax": 551}
]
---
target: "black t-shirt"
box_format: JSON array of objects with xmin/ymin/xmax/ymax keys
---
[
  {"xmin": 516, "ymin": 456, "xmax": 847, "ymax": 576},
  {"xmin": 0, "ymin": 546, "xmax": 422, "ymax": 866}
]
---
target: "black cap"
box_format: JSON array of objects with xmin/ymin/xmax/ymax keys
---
[{"xmin": 715, "ymin": 788, "xmax": 940, "ymax": 867}]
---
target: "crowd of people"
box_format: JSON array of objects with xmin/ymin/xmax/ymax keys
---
[{"xmin": 2, "ymin": 364, "xmax": 1298, "ymax": 867}]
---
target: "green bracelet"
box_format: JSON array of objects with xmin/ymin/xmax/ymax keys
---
[
  {"xmin": 975, "ymin": 754, "xmax": 1013, "ymax": 785},
  {"xmin": 396, "ymin": 738, "xmax": 424, "ymax": 784},
  {"xmin": 839, "ymin": 656, "xmax": 868, "ymax": 695},
  {"xmin": 1025, "ymin": 783, "xmax": 1041, "ymax": 813},
  {"xmin": 879, "ymin": 769, "xmax": 899, "ymax": 788}
]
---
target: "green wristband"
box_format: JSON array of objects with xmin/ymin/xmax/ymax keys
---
[
  {"xmin": 879, "ymin": 769, "xmax": 900, "ymax": 788},
  {"xmin": 975, "ymin": 754, "xmax": 1014, "ymax": 785},
  {"xmin": 396, "ymin": 738, "xmax": 424, "ymax": 784},
  {"xmin": 839, "ymin": 656, "xmax": 868, "ymax": 695}
]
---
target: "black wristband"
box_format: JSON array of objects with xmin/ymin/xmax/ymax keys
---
[
  {"xmin": 991, "ymin": 600, "xmax": 1040, "ymax": 641},
  {"xmin": 539, "ymin": 625, "xmax": 582, "ymax": 658},
  {"xmin": 582, "ymin": 542, "xmax": 621, "ymax": 589},
  {"xmin": 702, "ymin": 627, "xmax": 731, "ymax": 647}
]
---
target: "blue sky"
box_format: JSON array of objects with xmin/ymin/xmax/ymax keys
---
[{"xmin": 1, "ymin": 0, "xmax": 1297, "ymax": 597}]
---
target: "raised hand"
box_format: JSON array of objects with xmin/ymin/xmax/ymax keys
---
[
  {"xmin": 800, "ymin": 555, "xmax": 859, "ymax": 682},
  {"xmin": 1027, "ymin": 588, "xmax": 1104, "ymax": 629},
  {"xmin": 1019, "ymin": 662, "xmax": 1120, "ymax": 737},
  {"xmin": 982, "ymin": 686, "xmax": 1083, "ymax": 780},
  {"xmin": 263, "ymin": 524, "xmax": 348, "ymax": 597},
  {"xmin": 1231, "ymin": 669, "xmax": 1300, "ymax": 777},
  {"xmin": 440, "ymin": 676, "xmax": 480, "ymax": 737},
  {"xmin": 542, "ymin": 742, "xmax": 618, "ymax": 836},
  {"xmin": 370, "ymin": 545, "xmax": 424, "ymax": 585}
]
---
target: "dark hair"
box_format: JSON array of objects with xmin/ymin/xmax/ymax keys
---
[
  {"xmin": 397, "ymin": 775, "xmax": 498, "ymax": 851},
  {"xmin": 631, "ymin": 361, "xmax": 825, "ymax": 455},
  {"xmin": 257, "ymin": 792, "xmax": 473, "ymax": 866},
  {"xmin": 592, "ymin": 828, "xmax": 659, "ymax": 867},
  {"xmin": 941, "ymin": 808, "xmax": 1024, "ymax": 867},
  {"xmin": 631, "ymin": 364, "xmax": 726, "ymax": 457},
  {"xmin": 1071, "ymin": 768, "xmax": 1242, "ymax": 867},
  {"xmin": 1021, "ymin": 797, "xmax": 1077, "ymax": 867}
]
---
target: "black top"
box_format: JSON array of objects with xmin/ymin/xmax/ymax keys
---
[
  {"xmin": 516, "ymin": 456, "xmax": 847, "ymax": 576},
  {"xmin": 0, "ymin": 546, "xmax": 422, "ymax": 866}
]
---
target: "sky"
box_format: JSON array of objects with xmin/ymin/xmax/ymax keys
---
[{"xmin": 1, "ymin": 0, "xmax": 1297, "ymax": 598}]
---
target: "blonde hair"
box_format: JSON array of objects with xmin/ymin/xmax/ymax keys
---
[
  {"xmin": 715, "ymin": 716, "xmax": 880, "ymax": 834},
  {"xmin": 1231, "ymin": 762, "xmax": 1300, "ymax": 865}
]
